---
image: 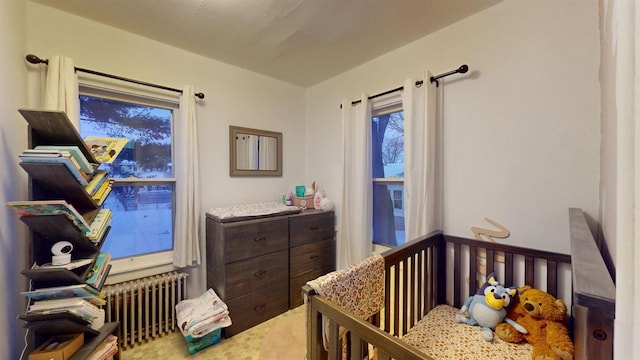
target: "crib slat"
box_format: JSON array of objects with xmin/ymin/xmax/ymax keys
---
[
  {"xmin": 308, "ymin": 302, "xmax": 323, "ymax": 360},
  {"xmin": 415, "ymin": 252, "xmax": 422, "ymax": 325},
  {"xmin": 393, "ymin": 263, "xmax": 400, "ymax": 336},
  {"xmin": 328, "ymin": 319, "xmax": 340, "ymax": 360},
  {"xmin": 350, "ymin": 332, "xmax": 363, "ymax": 359},
  {"xmin": 402, "ymin": 258, "xmax": 409, "ymax": 335},
  {"xmin": 525, "ymin": 256, "xmax": 535, "ymax": 286},
  {"xmin": 504, "ymin": 252, "xmax": 514, "ymax": 287},
  {"xmin": 547, "ymin": 260, "xmax": 558, "ymax": 296},
  {"xmin": 453, "ymin": 242, "xmax": 461, "ymax": 307},
  {"xmin": 486, "ymin": 249, "xmax": 494, "ymax": 275},
  {"xmin": 384, "ymin": 265, "xmax": 391, "ymax": 333},
  {"xmin": 469, "ymin": 246, "xmax": 477, "ymax": 297}
]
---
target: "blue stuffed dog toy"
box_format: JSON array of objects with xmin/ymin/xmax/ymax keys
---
[{"xmin": 455, "ymin": 272, "xmax": 527, "ymax": 341}]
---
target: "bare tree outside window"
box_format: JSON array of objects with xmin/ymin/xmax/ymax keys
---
[{"xmin": 372, "ymin": 110, "xmax": 405, "ymax": 246}]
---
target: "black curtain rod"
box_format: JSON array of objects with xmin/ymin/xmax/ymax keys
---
[
  {"xmin": 25, "ymin": 54, "xmax": 205, "ymax": 99},
  {"xmin": 343, "ymin": 64, "xmax": 469, "ymax": 108}
]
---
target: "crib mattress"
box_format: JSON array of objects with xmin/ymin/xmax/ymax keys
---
[{"xmin": 402, "ymin": 305, "xmax": 532, "ymax": 360}]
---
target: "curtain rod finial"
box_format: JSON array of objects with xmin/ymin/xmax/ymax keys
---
[
  {"xmin": 25, "ymin": 54, "xmax": 47, "ymax": 65},
  {"xmin": 195, "ymin": 92, "xmax": 205, "ymax": 99}
]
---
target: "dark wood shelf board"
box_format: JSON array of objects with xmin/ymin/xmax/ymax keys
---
[{"xmin": 19, "ymin": 109, "xmax": 98, "ymax": 164}]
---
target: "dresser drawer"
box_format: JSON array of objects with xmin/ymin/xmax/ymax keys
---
[
  {"xmin": 289, "ymin": 211, "xmax": 335, "ymax": 247},
  {"xmin": 224, "ymin": 249, "xmax": 288, "ymax": 299},
  {"xmin": 223, "ymin": 217, "xmax": 289, "ymax": 263},
  {"xmin": 225, "ymin": 282, "xmax": 289, "ymax": 337},
  {"xmin": 290, "ymin": 238, "xmax": 335, "ymax": 278}
]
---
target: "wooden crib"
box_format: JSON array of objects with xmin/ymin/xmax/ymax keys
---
[{"xmin": 302, "ymin": 208, "xmax": 615, "ymax": 360}]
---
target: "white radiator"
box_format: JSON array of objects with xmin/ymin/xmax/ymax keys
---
[{"xmin": 102, "ymin": 271, "xmax": 189, "ymax": 348}]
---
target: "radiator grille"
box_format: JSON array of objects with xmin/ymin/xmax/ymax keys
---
[{"xmin": 102, "ymin": 271, "xmax": 189, "ymax": 348}]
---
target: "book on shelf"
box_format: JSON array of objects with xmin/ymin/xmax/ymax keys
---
[
  {"xmin": 86, "ymin": 252, "xmax": 111, "ymax": 287},
  {"xmin": 31, "ymin": 258, "xmax": 94, "ymax": 271},
  {"xmin": 84, "ymin": 136, "xmax": 129, "ymax": 164},
  {"xmin": 34, "ymin": 145, "xmax": 95, "ymax": 175},
  {"xmin": 26, "ymin": 301, "xmax": 105, "ymax": 331},
  {"xmin": 94, "ymin": 186, "xmax": 112, "ymax": 207},
  {"xmin": 92, "ymin": 180, "xmax": 112, "ymax": 204},
  {"xmin": 87, "ymin": 209, "xmax": 112, "ymax": 242},
  {"xmin": 89, "ymin": 334, "xmax": 119, "ymax": 359},
  {"xmin": 30, "ymin": 296, "xmax": 102, "ymax": 315},
  {"xmin": 19, "ymin": 152, "xmax": 89, "ymax": 185},
  {"xmin": 6, "ymin": 200, "xmax": 91, "ymax": 233},
  {"xmin": 85, "ymin": 170, "xmax": 109, "ymax": 196},
  {"xmin": 21, "ymin": 283, "xmax": 105, "ymax": 306}
]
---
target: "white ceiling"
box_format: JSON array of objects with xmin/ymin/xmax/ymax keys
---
[{"xmin": 32, "ymin": 0, "xmax": 500, "ymax": 87}]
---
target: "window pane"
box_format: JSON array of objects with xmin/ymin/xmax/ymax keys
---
[
  {"xmin": 372, "ymin": 111, "xmax": 404, "ymax": 178},
  {"xmin": 79, "ymin": 95, "xmax": 175, "ymax": 259},
  {"xmin": 372, "ymin": 109, "xmax": 405, "ymax": 246},
  {"xmin": 100, "ymin": 184, "xmax": 174, "ymax": 259},
  {"xmin": 373, "ymin": 183, "xmax": 405, "ymax": 246},
  {"xmin": 79, "ymin": 96, "xmax": 173, "ymax": 179}
]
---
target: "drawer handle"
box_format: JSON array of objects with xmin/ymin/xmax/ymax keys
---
[
  {"xmin": 309, "ymin": 226, "xmax": 319, "ymax": 231},
  {"xmin": 254, "ymin": 236, "xmax": 267, "ymax": 242},
  {"xmin": 309, "ymin": 255, "xmax": 320, "ymax": 261},
  {"xmin": 254, "ymin": 270, "xmax": 267, "ymax": 277},
  {"xmin": 254, "ymin": 303, "xmax": 266, "ymax": 312}
]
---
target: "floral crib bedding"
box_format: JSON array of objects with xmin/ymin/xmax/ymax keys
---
[{"xmin": 401, "ymin": 304, "xmax": 532, "ymax": 360}]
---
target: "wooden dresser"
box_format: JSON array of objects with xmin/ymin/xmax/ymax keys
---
[{"xmin": 206, "ymin": 209, "xmax": 335, "ymax": 337}]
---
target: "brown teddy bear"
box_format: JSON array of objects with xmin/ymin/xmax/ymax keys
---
[{"xmin": 495, "ymin": 286, "xmax": 574, "ymax": 360}]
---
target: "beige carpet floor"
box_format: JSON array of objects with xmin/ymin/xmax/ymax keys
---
[
  {"xmin": 121, "ymin": 306, "xmax": 305, "ymax": 359},
  {"xmin": 258, "ymin": 307, "xmax": 306, "ymax": 360}
]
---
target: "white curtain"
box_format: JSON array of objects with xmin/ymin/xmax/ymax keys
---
[
  {"xmin": 44, "ymin": 55, "xmax": 80, "ymax": 129},
  {"xmin": 248, "ymin": 135, "xmax": 259, "ymax": 170},
  {"xmin": 402, "ymin": 72, "xmax": 440, "ymax": 240},
  {"xmin": 259, "ymin": 136, "xmax": 277, "ymax": 170},
  {"xmin": 338, "ymin": 95, "xmax": 372, "ymax": 268},
  {"xmin": 173, "ymin": 86, "xmax": 201, "ymax": 267}
]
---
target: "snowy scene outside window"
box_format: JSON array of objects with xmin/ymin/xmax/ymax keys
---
[{"xmin": 80, "ymin": 94, "xmax": 175, "ymax": 259}]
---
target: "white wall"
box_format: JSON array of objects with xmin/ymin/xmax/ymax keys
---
[
  {"xmin": 0, "ymin": 1, "xmax": 30, "ymax": 358},
  {"xmin": 25, "ymin": 2, "xmax": 306, "ymax": 294},
  {"xmin": 599, "ymin": 0, "xmax": 638, "ymax": 358},
  {"xmin": 306, "ymin": 0, "xmax": 601, "ymax": 254}
]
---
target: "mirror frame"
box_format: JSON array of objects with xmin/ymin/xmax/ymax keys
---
[{"xmin": 229, "ymin": 125, "xmax": 283, "ymax": 177}]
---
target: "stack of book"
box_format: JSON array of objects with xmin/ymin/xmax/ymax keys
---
[
  {"xmin": 19, "ymin": 146, "xmax": 92, "ymax": 186},
  {"xmin": 6, "ymin": 200, "xmax": 113, "ymax": 243},
  {"xmin": 24, "ymin": 295, "xmax": 105, "ymax": 331},
  {"xmin": 87, "ymin": 209, "xmax": 112, "ymax": 243},
  {"xmin": 7, "ymin": 200, "xmax": 92, "ymax": 233},
  {"xmin": 88, "ymin": 334, "xmax": 119, "ymax": 360},
  {"xmin": 85, "ymin": 251, "xmax": 111, "ymax": 288},
  {"xmin": 21, "ymin": 284, "xmax": 106, "ymax": 330},
  {"xmin": 85, "ymin": 170, "xmax": 112, "ymax": 206}
]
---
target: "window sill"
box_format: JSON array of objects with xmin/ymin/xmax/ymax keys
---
[{"xmin": 104, "ymin": 252, "xmax": 177, "ymax": 284}]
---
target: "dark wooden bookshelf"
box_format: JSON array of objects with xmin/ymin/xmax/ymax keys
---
[
  {"xmin": 20, "ymin": 162, "xmax": 101, "ymax": 213},
  {"xmin": 69, "ymin": 322, "xmax": 120, "ymax": 360},
  {"xmin": 13, "ymin": 109, "xmax": 120, "ymax": 359}
]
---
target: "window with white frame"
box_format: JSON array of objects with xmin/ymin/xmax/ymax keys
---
[
  {"xmin": 372, "ymin": 102, "xmax": 405, "ymax": 246},
  {"xmin": 79, "ymin": 86, "xmax": 177, "ymax": 276}
]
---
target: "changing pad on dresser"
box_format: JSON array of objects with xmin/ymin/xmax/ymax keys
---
[
  {"xmin": 207, "ymin": 202, "xmax": 301, "ymax": 223},
  {"xmin": 401, "ymin": 304, "xmax": 532, "ymax": 360}
]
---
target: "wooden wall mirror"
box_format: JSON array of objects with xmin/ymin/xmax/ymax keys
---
[{"xmin": 229, "ymin": 125, "xmax": 282, "ymax": 176}]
